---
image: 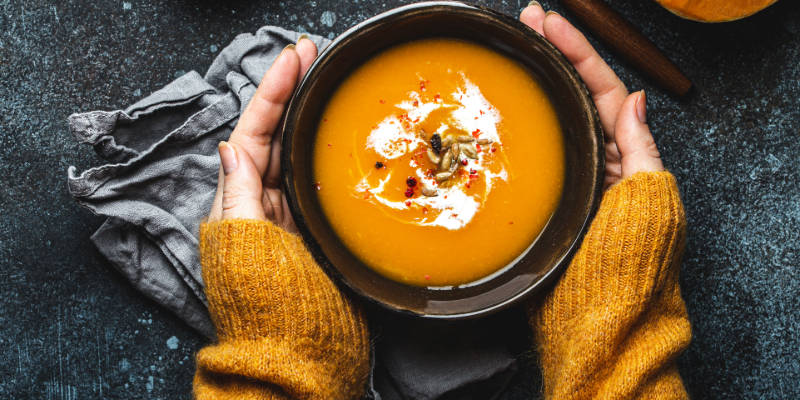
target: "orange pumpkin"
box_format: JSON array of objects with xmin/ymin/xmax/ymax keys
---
[{"xmin": 655, "ymin": 0, "xmax": 779, "ymax": 22}]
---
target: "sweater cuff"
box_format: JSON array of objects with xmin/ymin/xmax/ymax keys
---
[
  {"xmin": 528, "ymin": 171, "xmax": 691, "ymax": 399},
  {"xmin": 199, "ymin": 219, "xmax": 368, "ymax": 345},
  {"xmin": 598, "ymin": 171, "xmax": 687, "ymax": 302},
  {"xmin": 536, "ymin": 171, "xmax": 687, "ymax": 323}
]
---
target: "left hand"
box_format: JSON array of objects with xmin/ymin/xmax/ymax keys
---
[{"xmin": 208, "ymin": 37, "xmax": 319, "ymax": 231}]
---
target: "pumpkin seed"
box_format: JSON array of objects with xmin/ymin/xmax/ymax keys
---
[
  {"xmin": 426, "ymin": 148, "xmax": 441, "ymax": 164},
  {"xmin": 435, "ymin": 172, "xmax": 452, "ymax": 182},
  {"xmin": 451, "ymin": 143, "xmax": 460, "ymax": 159},
  {"xmin": 421, "ymin": 188, "xmax": 438, "ymax": 197},
  {"xmin": 457, "ymin": 135, "xmax": 475, "ymax": 143},
  {"xmin": 461, "ymin": 144, "xmax": 478, "ymax": 159},
  {"xmin": 419, "ymin": 129, "xmax": 428, "ymax": 141},
  {"xmin": 440, "ymin": 137, "xmax": 453, "ymax": 149},
  {"xmin": 477, "ymin": 138, "xmax": 492, "ymax": 145},
  {"xmin": 440, "ymin": 150, "xmax": 453, "ymax": 170}
]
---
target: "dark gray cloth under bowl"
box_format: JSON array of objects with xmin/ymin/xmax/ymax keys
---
[{"xmin": 67, "ymin": 26, "xmax": 517, "ymax": 400}]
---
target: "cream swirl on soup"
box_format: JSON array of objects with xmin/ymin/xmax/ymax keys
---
[{"xmin": 356, "ymin": 74, "xmax": 511, "ymax": 230}]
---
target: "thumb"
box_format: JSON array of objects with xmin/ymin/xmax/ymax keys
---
[
  {"xmin": 218, "ymin": 141, "xmax": 267, "ymax": 221},
  {"xmin": 615, "ymin": 90, "xmax": 664, "ymax": 179}
]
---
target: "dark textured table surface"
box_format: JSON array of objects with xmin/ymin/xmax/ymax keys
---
[{"xmin": 1, "ymin": 0, "xmax": 799, "ymax": 398}]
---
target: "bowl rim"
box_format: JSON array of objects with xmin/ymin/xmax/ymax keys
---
[{"xmin": 281, "ymin": 0, "xmax": 604, "ymax": 320}]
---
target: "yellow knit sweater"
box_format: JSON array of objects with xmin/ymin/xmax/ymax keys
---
[{"xmin": 194, "ymin": 171, "xmax": 691, "ymax": 399}]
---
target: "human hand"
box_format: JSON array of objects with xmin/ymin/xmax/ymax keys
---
[
  {"xmin": 521, "ymin": 3, "xmax": 664, "ymax": 189},
  {"xmin": 208, "ymin": 37, "xmax": 319, "ymax": 230}
]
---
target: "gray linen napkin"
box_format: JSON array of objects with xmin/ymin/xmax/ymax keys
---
[{"xmin": 67, "ymin": 26, "xmax": 517, "ymax": 400}]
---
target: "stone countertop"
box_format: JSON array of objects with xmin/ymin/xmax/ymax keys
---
[{"xmin": 1, "ymin": 0, "xmax": 798, "ymax": 398}]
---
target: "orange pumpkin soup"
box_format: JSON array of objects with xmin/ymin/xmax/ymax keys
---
[{"xmin": 313, "ymin": 38, "xmax": 564, "ymax": 287}]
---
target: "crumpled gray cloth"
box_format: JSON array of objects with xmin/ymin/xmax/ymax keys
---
[{"xmin": 67, "ymin": 25, "xmax": 517, "ymax": 400}]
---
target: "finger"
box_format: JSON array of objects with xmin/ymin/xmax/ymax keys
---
[
  {"xmin": 263, "ymin": 122, "xmax": 283, "ymax": 189},
  {"xmin": 296, "ymin": 34, "xmax": 319, "ymax": 84},
  {"xmin": 263, "ymin": 38, "xmax": 317, "ymax": 189},
  {"xmin": 615, "ymin": 91, "xmax": 664, "ymax": 178},
  {"xmin": 262, "ymin": 187, "xmax": 285, "ymax": 224},
  {"xmin": 542, "ymin": 12, "xmax": 628, "ymax": 140},
  {"xmin": 218, "ymin": 141, "xmax": 267, "ymax": 220},
  {"xmin": 281, "ymin": 192, "xmax": 298, "ymax": 234},
  {"xmin": 520, "ymin": 1, "xmax": 546, "ymax": 37},
  {"xmin": 228, "ymin": 47, "xmax": 301, "ymax": 175}
]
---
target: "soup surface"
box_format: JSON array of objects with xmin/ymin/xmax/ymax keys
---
[{"xmin": 313, "ymin": 38, "xmax": 564, "ymax": 287}]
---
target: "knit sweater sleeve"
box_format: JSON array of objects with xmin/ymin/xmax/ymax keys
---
[
  {"xmin": 193, "ymin": 219, "xmax": 370, "ymax": 400},
  {"xmin": 528, "ymin": 171, "xmax": 692, "ymax": 399}
]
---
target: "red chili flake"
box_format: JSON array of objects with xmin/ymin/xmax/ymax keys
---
[
  {"xmin": 420, "ymin": 81, "xmax": 426, "ymax": 91},
  {"xmin": 480, "ymin": 110, "xmax": 485, "ymax": 115},
  {"xmin": 422, "ymin": 207, "xmax": 428, "ymax": 214},
  {"xmin": 424, "ymin": 275, "xmax": 431, "ymax": 280},
  {"xmin": 460, "ymin": 95, "xmax": 463, "ymax": 100},
  {"xmin": 474, "ymin": 117, "xmax": 478, "ymax": 120},
  {"xmin": 404, "ymin": 139, "xmax": 412, "ymax": 144},
  {"xmin": 406, "ymin": 176, "xmax": 417, "ymax": 188},
  {"xmin": 472, "ymin": 129, "xmax": 481, "ymax": 138},
  {"xmin": 404, "ymin": 124, "xmax": 411, "ymax": 130},
  {"xmin": 405, "ymin": 200, "xmax": 412, "ymax": 207},
  {"xmin": 461, "ymin": 158, "xmax": 468, "ymax": 166},
  {"xmin": 509, "ymin": 222, "xmax": 514, "ymax": 225},
  {"xmin": 466, "ymin": 184, "xmax": 471, "ymax": 189},
  {"xmin": 470, "ymin": 169, "xmax": 477, "ymax": 174},
  {"xmin": 413, "ymin": 117, "xmax": 420, "ymax": 123},
  {"xmin": 327, "ymin": 143, "xmax": 332, "ymax": 149},
  {"xmin": 476, "ymin": 144, "xmax": 482, "ymax": 153},
  {"xmin": 324, "ymin": 118, "xmax": 328, "ymax": 122},
  {"xmin": 413, "ymin": 100, "xmax": 419, "ymax": 107},
  {"xmin": 372, "ymin": 126, "xmax": 377, "ymax": 129},
  {"xmin": 488, "ymin": 106, "xmax": 492, "ymax": 110},
  {"xmin": 469, "ymin": 174, "xmax": 479, "ymax": 180},
  {"xmin": 349, "ymin": 153, "xmax": 353, "ymax": 158},
  {"xmin": 404, "ymin": 188, "xmax": 414, "ymax": 197},
  {"xmin": 474, "ymin": 160, "xmax": 479, "ymax": 164},
  {"xmin": 434, "ymin": 94, "xmax": 441, "ymax": 102},
  {"xmin": 444, "ymin": 195, "xmax": 448, "ymax": 199},
  {"xmin": 314, "ymin": 183, "xmax": 321, "ymax": 190},
  {"xmin": 364, "ymin": 190, "xmax": 371, "ymax": 199},
  {"xmin": 491, "ymin": 147, "xmax": 497, "ymax": 153},
  {"xmin": 380, "ymin": 99, "xmax": 386, "ymax": 104}
]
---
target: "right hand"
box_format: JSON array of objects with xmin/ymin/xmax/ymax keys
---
[{"xmin": 521, "ymin": 4, "xmax": 664, "ymax": 190}]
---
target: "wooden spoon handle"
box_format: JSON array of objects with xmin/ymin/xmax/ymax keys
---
[{"xmin": 560, "ymin": 0, "xmax": 693, "ymax": 97}]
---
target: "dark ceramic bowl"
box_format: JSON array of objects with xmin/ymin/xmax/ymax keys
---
[{"xmin": 282, "ymin": 1, "xmax": 603, "ymax": 320}]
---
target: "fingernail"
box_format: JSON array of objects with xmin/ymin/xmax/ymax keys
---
[
  {"xmin": 297, "ymin": 33, "xmax": 309, "ymax": 43},
  {"xmin": 219, "ymin": 141, "xmax": 238, "ymax": 175},
  {"xmin": 545, "ymin": 10, "xmax": 560, "ymax": 17},
  {"xmin": 528, "ymin": 1, "xmax": 541, "ymax": 7},
  {"xmin": 282, "ymin": 43, "xmax": 296, "ymax": 53},
  {"xmin": 636, "ymin": 90, "xmax": 647, "ymax": 124}
]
